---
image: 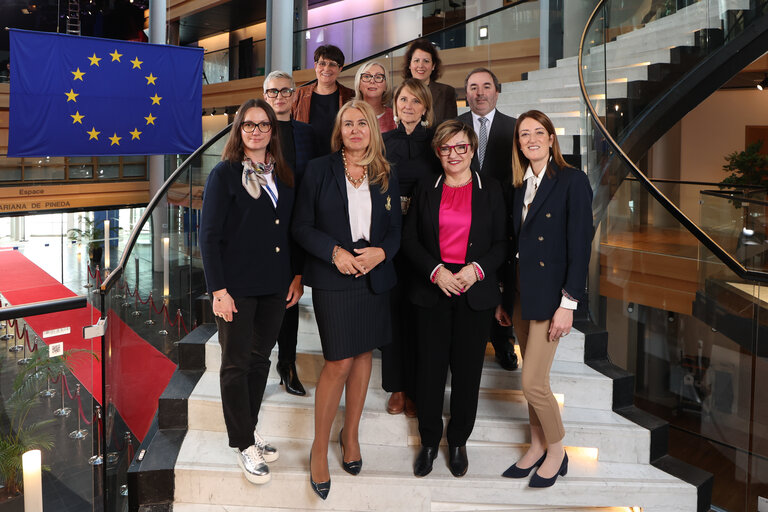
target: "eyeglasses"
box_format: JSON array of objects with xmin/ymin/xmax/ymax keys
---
[
  {"xmin": 241, "ymin": 121, "xmax": 272, "ymax": 133},
  {"xmin": 264, "ymin": 87, "xmax": 295, "ymax": 98},
  {"xmin": 316, "ymin": 60, "xmax": 340, "ymax": 69},
  {"xmin": 438, "ymin": 143, "xmax": 469, "ymax": 156},
  {"xmin": 360, "ymin": 73, "xmax": 386, "ymax": 83}
]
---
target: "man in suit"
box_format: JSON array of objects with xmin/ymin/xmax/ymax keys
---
[
  {"xmin": 263, "ymin": 70, "xmax": 318, "ymax": 396},
  {"xmin": 458, "ymin": 67, "xmax": 519, "ymax": 371}
]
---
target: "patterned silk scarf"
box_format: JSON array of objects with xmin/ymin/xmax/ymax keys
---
[{"xmin": 241, "ymin": 154, "xmax": 276, "ymax": 201}]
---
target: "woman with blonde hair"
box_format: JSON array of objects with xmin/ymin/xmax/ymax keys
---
[
  {"xmin": 380, "ymin": 77, "xmax": 440, "ymax": 418},
  {"xmin": 354, "ymin": 60, "xmax": 395, "ymax": 132},
  {"xmin": 293, "ymin": 100, "xmax": 401, "ymax": 499},
  {"xmin": 496, "ymin": 110, "xmax": 592, "ymax": 488}
]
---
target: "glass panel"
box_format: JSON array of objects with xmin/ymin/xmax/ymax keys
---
[
  {"xmin": 23, "ymin": 157, "xmax": 66, "ymax": 181},
  {"xmin": 0, "ymin": 155, "xmax": 23, "ymax": 182},
  {"xmin": 96, "ymin": 156, "xmax": 120, "ymax": 179},
  {"xmin": 69, "ymin": 156, "xmax": 95, "ymax": 179},
  {"xmin": 122, "ymin": 156, "xmax": 147, "ymax": 178},
  {"xmin": 203, "ymin": 48, "xmax": 229, "ymax": 85}
]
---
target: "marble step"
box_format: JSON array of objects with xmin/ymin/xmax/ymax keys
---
[
  {"xmin": 174, "ymin": 431, "xmax": 697, "ymax": 512},
  {"xmin": 187, "ymin": 371, "xmax": 643, "ymax": 463},
  {"xmin": 516, "ymin": 64, "xmax": 654, "ymax": 91},
  {"xmin": 498, "ymin": 83, "xmax": 628, "ymax": 105},
  {"xmin": 174, "ymin": 505, "xmax": 646, "ymax": 512},
  {"xmin": 494, "ymin": 99, "xmax": 594, "ymax": 117}
]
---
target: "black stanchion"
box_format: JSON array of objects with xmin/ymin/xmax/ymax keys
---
[
  {"xmin": 89, "ymin": 406, "xmax": 103, "ymax": 465},
  {"xmin": 54, "ymin": 374, "xmax": 72, "ymax": 417},
  {"xmin": 69, "ymin": 384, "xmax": 88, "ymax": 439}
]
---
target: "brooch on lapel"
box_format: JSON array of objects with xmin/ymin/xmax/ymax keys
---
[{"xmin": 385, "ymin": 195, "xmax": 391, "ymax": 211}]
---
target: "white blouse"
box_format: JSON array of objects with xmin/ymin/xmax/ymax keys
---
[{"xmin": 346, "ymin": 176, "xmax": 372, "ymax": 242}]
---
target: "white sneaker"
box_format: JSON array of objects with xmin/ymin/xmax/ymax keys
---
[
  {"xmin": 234, "ymin": 445, "xmax": 270, "ymax": 484},
  {"xmin": 254, "ymin": 431, "xmax": 279, "ymax": 463}
]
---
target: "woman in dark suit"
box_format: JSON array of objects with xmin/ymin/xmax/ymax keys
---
[
  {"xmin": 199, "ymin": 98, "xmax": 301, "ymax": 485},
  {"xmin": 380, "ymin": 78, "xmax": 441, "ymax": 417},
  {"xmin": 402, "ymin": 120, "xmax": 506, "ymax": 478},
  {"xmin": 402, "ymin": 38, "xmax": 457, "ymax": 126},
  {"xmin": 292, "ymin": 100, "xmax": 401, "ymax": 499},
  {"xmin": 496, "ymin": 110, "xmax": 593, "ymax": 488}
]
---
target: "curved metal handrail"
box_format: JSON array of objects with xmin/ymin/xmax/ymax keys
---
[
  {"xmin": 295, "ymin": 0, "xmax": 537, "ymax": 87},
  {"xmin": 100, "ymin": 124, "xmax": 232, "ymax": 292},
  {"xmin": 578, "ymin": 0, "xmax": 768, "ymax": 283}
]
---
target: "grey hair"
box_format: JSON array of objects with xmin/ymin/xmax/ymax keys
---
[
  {"xmin": 353, "ymin": 60, "xmax": 392, "ymax": 105},
  {"xmin": 263, "ymin": 70, "xmax": 295, "ymax": 90}
]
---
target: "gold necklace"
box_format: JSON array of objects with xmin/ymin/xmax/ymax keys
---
[{"xmin": 342, "ymin": 149, "xmax": 367, "ymax": 186}]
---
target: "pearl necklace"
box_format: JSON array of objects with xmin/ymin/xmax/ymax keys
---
[{"xmin": 342, "ymin": 149, "xmax": 367, "ymax": 186}]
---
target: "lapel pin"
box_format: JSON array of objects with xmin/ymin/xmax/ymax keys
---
[{"xmin": 385, "ymin": 195, "xmax": 391, "ymax": 211}]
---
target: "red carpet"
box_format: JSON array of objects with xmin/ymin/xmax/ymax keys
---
[{"xmin": 0, "ymin": 249, "xmax": 176, "ymax": 441}]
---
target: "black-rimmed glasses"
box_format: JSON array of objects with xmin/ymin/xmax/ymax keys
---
[
  {"xmin": 241, "ymin": 121, "xmax": 272, "ymax": 133},
  {"xmin": 438, "ymin": 143, "xmax": 469, "ymax": 156},
  {"xmin": 264, "ymin": 87, "xmax": 295, "ymax": 98},
  {"xmin": 360, "ymin": 73, "xmax": 386, "ymax": 83}
]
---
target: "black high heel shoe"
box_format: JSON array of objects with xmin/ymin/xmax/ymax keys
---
[
  {"xmin": 529, "ymin": 451, "xmax": 568, "ymax": 488},
  {"xmin": 501, "ymin": 451, "xmax": 547, "ymax": 478},
  {"xmin": 277, "ymin": 361, "xmax": 306, "ymax": 396},
  {"xmin": 309, "ymin": 452, "xmax": 330, "ymax": 500},
  {"xmin": 339, "ymin": 428, "xmax": 362, "ymax": 475}
]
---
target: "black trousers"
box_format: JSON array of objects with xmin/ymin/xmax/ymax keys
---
[
  {"xmin": 216, "ymin": 294, "xmax": 285, "ymax": 451},
  {"xmin": 380, "ymin": 278, "xmax": 416, "ymax": 395},
  {"xmin": 415, "ymin": 293, "xmax": 492, "ymax": 448},
  {"xmin": 277, "ymin": 302, "xmax": 298, "ymax": 363},
  {"xmin": 490, "ymin": 319, "xmax": 514, "ymax": 353}
]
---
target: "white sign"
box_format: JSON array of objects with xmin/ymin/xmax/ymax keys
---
[
  {"xmin": 43, "ymin": 326, "xmax": 71, "ymax": 338},
  {"xmin": 758, "ymin": 496, "xmax": 768, "ymax": 512},
  {"xmin": 48, "ymin": 342, "xmax": 64, "ymax": 358}
]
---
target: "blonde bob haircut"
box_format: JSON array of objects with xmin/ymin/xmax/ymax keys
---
[
  {"xmin": 354, "ymin": 61, "xmax": 391, "ymax": 105},
  {"xmin": 331, "ymin": 100, "xmax": 391, "ymax": 192},
  {"xmin": 511, "ymin": 110, "xmax": 570, "ymax": 188},
  {"xmin": 392, "ymin": 78, "xmax": 434, "ymax": 128}
]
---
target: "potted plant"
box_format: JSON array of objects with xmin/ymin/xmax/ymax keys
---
[
  {"xmin": 720, "ymin": 141, "xmax": 768, "ymax": 188},
  {"xmin": 0, "ymin": 346, "xmax": 95, "ymax": 504},
  {"xmin": 66, "ymin": 217, "xmax": 120, "ymax": 267}
]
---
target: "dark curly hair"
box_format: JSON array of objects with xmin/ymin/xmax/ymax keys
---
[{"xmin": 401, "ymin": 38, "xmax": 442, "ymax": 82}]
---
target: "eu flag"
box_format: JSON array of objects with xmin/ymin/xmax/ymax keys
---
[{"xmin": 8, "ymin": 29, "xmax": 203, "ymax": 157}]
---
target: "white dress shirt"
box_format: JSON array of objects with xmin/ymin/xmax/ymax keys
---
[{"xmin": 346, "ymin": 176, "xmax": 371, "ymax": 242}]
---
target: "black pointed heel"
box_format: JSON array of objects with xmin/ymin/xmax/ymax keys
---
[
  {"xmin": 502, "ymin": 451, "xmax": 547, "ymax": 478},
  {"xmin": 339, "ymin": 428, "xmax": 362, "ymax": 475},
  {"xmin": 309, "ymin": 452, "xmax": 330, "ymax": 499},
  {"xmin": 277, "ymin": 361, "xmax": 306, "ymax": 396},
  {"xmin": 529, "ymin": 451, "xmax": 568, "ymax": 488}
]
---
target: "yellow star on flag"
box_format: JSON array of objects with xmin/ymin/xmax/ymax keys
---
[
  {"xmin": 145, "ymin": 73, "xmax": 157, "ymax": 85},
  {"xmin": 109, "ymin": 50, "xmax": 123, "ymax": 62},
  {"xmin": 109, "ymin": 133, "xmax": 122, "ymax": 146},
  {"xmin": 88, "ymin": 53, "xmax": 101, "ymax": 66},
  {"xmin": 87, "ymin": 127, "xmax": 100, "ymax": 140},
  {"xmin": 144, "ymin": 113, "xmax": 157, "ymax": 125},
  {"xmin": 150, "ymin": 93, "xmax": 162, "ymax": 105},
  {"xmin": 129, "ymin": 128, "xmax": 142, "ymax": 140},
  {"xmin": 130, "ymin": 57, "xmax": 143, "ymax": 69},
  {"xmin": 71, "ymin": 68, "xmax": 85, "ymax": 81},
  {"xmin": 70, "ymin": 111, "xmax": 84, "ymax": 124},
  {"xmin": 65, "ymin": 89, "xmax": 79, "ymax": 102}
]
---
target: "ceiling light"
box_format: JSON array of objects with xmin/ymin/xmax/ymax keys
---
[{"xmin": 758, "ymin": 74, "xmax": 768, "ymax": 91}]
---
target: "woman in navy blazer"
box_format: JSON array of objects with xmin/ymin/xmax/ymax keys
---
[
  {"xmin": 496, "ymin": 110, "xmax": 593, "ymax": 488},
  {"xmin": 402, "ymin": 120, "xmax": 506, "ymax": 478},
  {"xmin": 199, "ymin": 98, "xmax": 301, "ymax": 485},
  {"xmin": 292, "ymin": 100, "xmax": 401, "ymax": 499}
]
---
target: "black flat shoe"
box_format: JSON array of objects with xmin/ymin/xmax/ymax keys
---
[
  {"xmin": 277, "ymin": 360, "xmax": 306, "ymax": 396},
  {"xmin": 502, "ymin": 451, "xmax": 547, "ymax": 478},
  {"xmin": 413, "ymin": 446, "xmax": 438, "ymax": 477},
  {"xmin": 339, "ymin": 428, "xmax": 362, "ymax": 475},
  {"xmin": 448, "ymin": 446, "xmax": 468, "ymax": 477},
  {"xmin": 309, "ymin": 452, "xmax": 330, "ymax": 500},
  {"xmin": 529, "ymin": 451, "xmax": 568, "ymax": 488},
  {"xmin": 495, "ymin": 345, "xmax": 519, "ymax": 371}
]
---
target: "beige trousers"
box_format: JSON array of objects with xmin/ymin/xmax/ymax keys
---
[{"xmin": 513, "ymin": 288, "xmax": 566, "ymax": 445}]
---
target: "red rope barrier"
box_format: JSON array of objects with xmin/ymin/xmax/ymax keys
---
[
  {"xmin": 137, "ymin": 290, "xmax": 152, "ymax": 305},
  {"xmin": 149, "ymin": 294, "xmax": 165, "ymax": 315},
  {"xmin": 87, "ymin": 264, "xmax": 98, "ymax": 279},
  {"xmin": 62, "ymin": 374, "xmax": 76, "ymax": 400},
  {"xmin": 76, "ymin": 394, "xmax": 93, "ymax": 425},
  {"xmin": 24, "ymin": 330, "xmax": 37, "ymax": 352}
]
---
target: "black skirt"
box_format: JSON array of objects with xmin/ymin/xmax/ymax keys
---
[{"xmin": 312, "ymin": 277, "xmax": 391, "ymax": 361}]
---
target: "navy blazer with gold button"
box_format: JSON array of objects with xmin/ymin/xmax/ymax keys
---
[
  {"xmin": 502, "ymin": 161, "xmax": 593, "ymax": 321},
  {"xmin": 292, "ymin": 151, "xmax": 401, "ymax": 293},
  {"xmin": 402, "ymin": 172, "xmax": 507, "ymax": 311}
]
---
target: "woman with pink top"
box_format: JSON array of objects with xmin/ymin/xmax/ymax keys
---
[{"xmin": 402, "ymin": 119, "xmax": 506, "ymax": 479}]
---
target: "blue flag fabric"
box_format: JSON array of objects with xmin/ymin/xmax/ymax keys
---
[{"xmin": 8, "ymin": 29, "xmax": 203, "ymax": 157}]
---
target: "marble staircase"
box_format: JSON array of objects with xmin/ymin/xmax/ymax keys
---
[{"xmin": 167, "ymin": 298, "xmax": 699, "ymax": 512}]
